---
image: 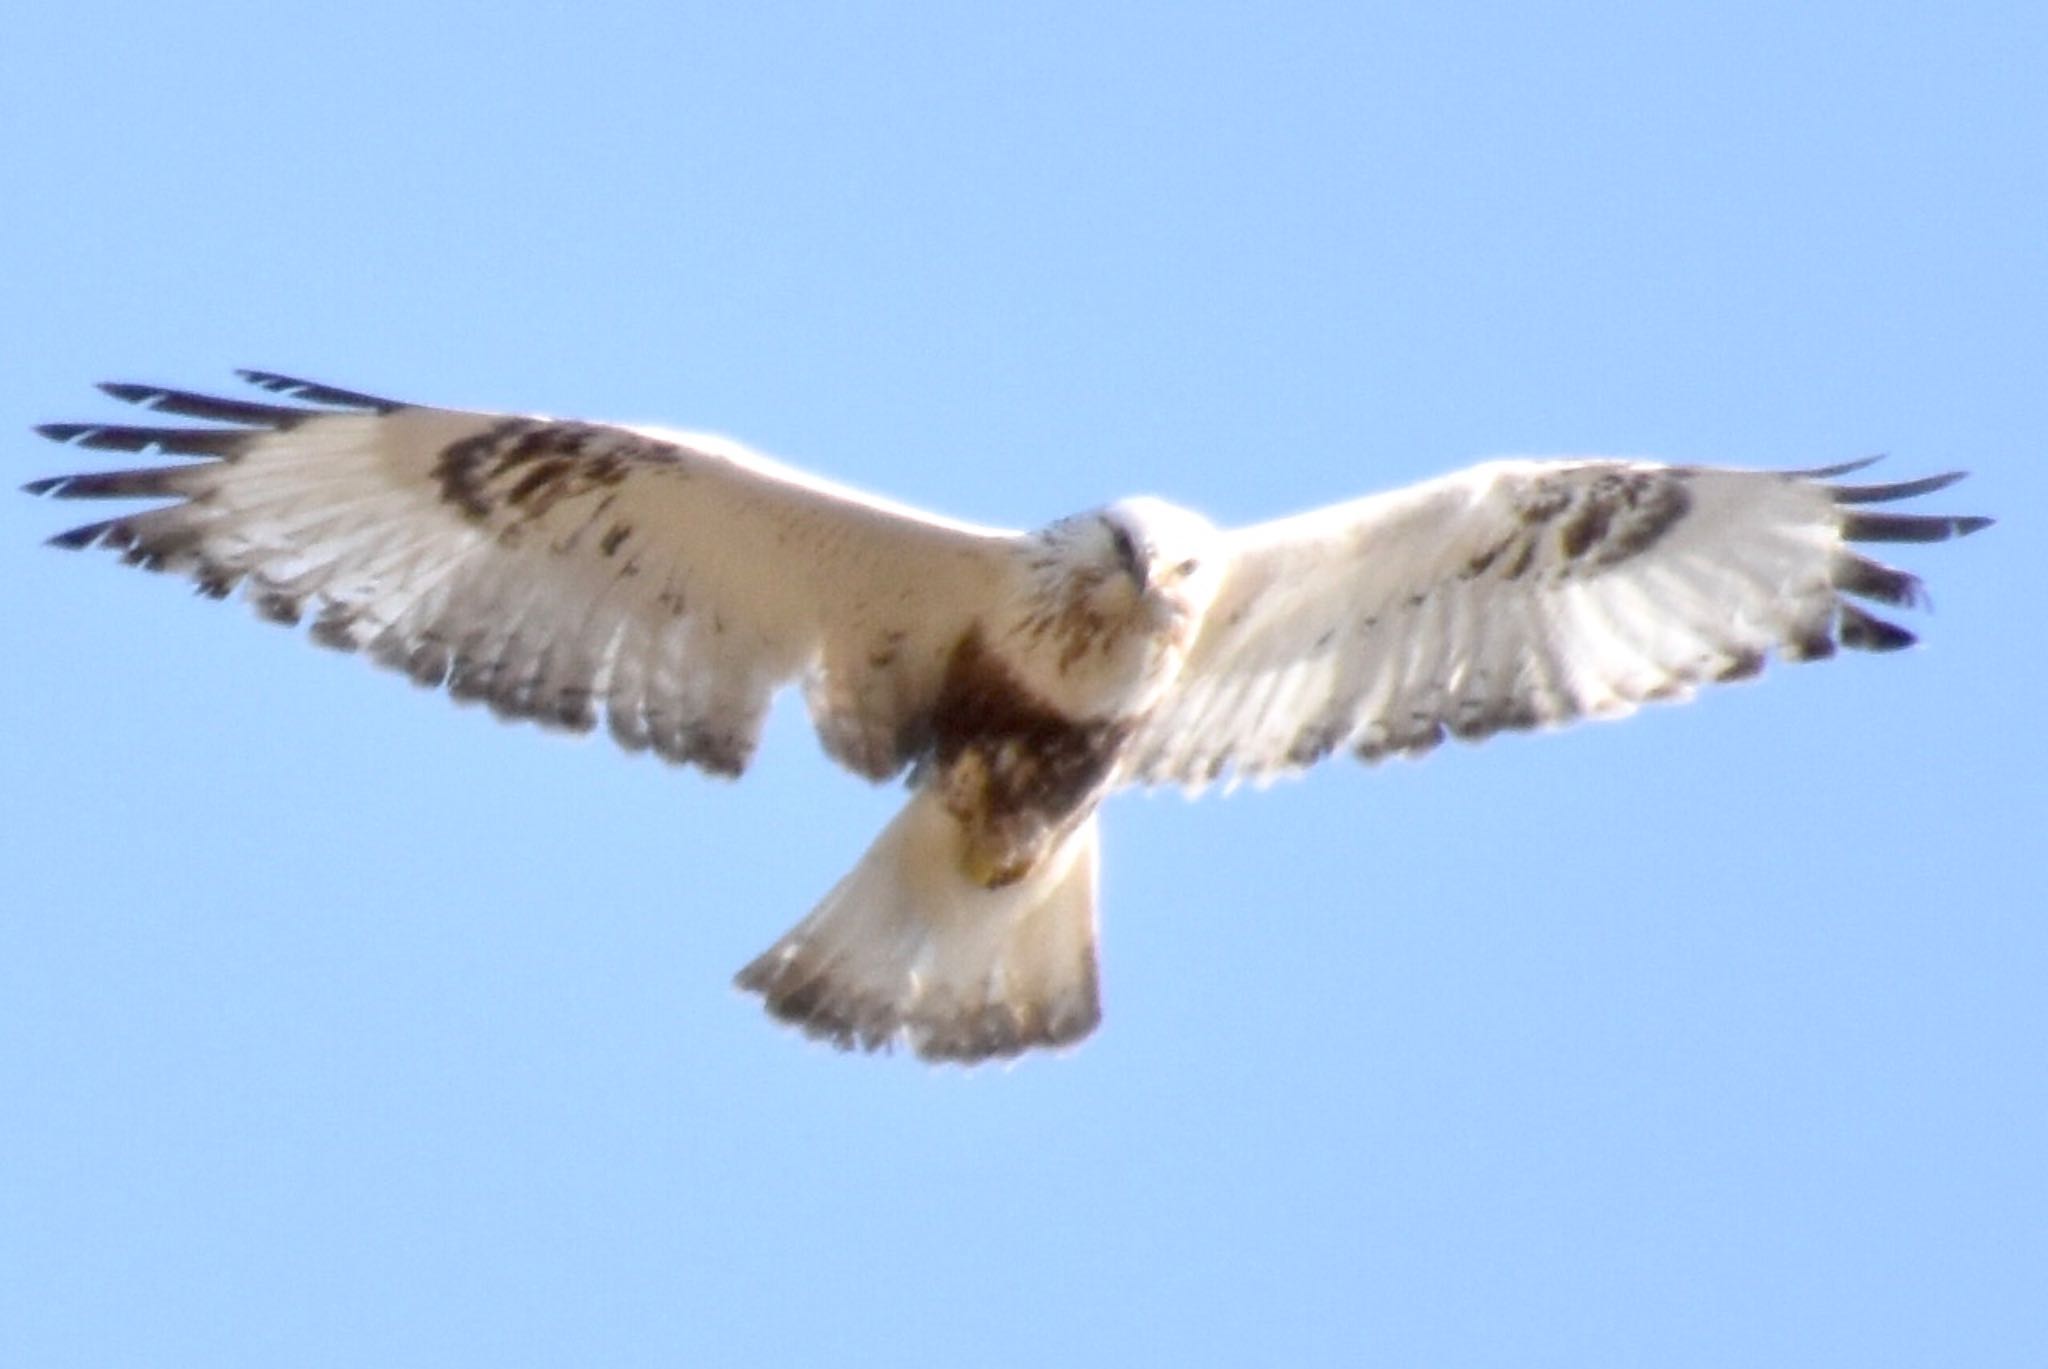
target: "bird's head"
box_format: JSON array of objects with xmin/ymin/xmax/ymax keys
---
[{"xmin": 1036, "ymin": 496, "xmax": 1222, "ymax": 631}]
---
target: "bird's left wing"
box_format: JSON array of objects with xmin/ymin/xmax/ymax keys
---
[
  {"xmin": 29, "ymin": 372, "xmax": 1021, "ymax": 779},
  {"xmin": 1124, "ymin": 458, "xmax": 1988, "ymax": 791}
]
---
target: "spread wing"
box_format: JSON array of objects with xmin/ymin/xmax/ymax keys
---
[
  {"xmin": 1126, "ymin": 458, "xmax": 1989, "ymax": 790},
  {"xmin": 29, "ymin": 372, "xmax": 1022, "ymax": 779}
]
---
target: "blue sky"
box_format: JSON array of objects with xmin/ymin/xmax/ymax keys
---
[{"xmin": 2, "ymin": 3, "xmax": 2041, "ymax": 1365}]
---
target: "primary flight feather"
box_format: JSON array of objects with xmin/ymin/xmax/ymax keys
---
[{"xmin": 28, "ymin": 372, "xmax": 1990, "ymax": 1062}]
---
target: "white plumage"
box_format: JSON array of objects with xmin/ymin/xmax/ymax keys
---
[{"xmin": 28, "ymin": 372, "xmax": 1989, "ymax": 1062}]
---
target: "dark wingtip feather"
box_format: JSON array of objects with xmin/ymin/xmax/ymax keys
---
[
  {"xmin": 1834, "ymin": 552, "xmax": 1925, "ymax": 608},
  {"xmin": 1713, "ymin": 649, "xmax": 1766, "ymax": 683},
  {"xmin": 96, "ymin": 382, "xmax": 305, "ymax": 427},
  {"xmin": 1783, "ymin": 629, "xmax": 1838, "ymax": 663},
  {"xmin": 235, "ymin": 369, "xmax": 403, "ymax": 412},
  {"xmin": 1789, "ymin": 455, "xmax": 1883, "ymax": 479},
  {"xmin": 46, "ymin": 518, "xmax": 121, "ymax": 550},
  {"xmin": 20, "ymin": 466, "xmax": 192, "ymax": 500},
  {"xmin": 33, "ymin": 421, "xmax": 245, "ymax": 456},
  {"xmin": 1843, "ymin": 510, "xmax": 1994, "ymax": 544},
  {"xmin": 1838, "ymin": 605, "xmax": 1918, "ymax": 652},
  {"xmin": 1831, "ymin": 470, "xmax": 1970, "ymax": 504}
]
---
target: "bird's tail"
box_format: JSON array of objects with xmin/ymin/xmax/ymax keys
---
[{"xmin": 735, "ymin": 787, "xmax": 1102, "ymax": 1063}]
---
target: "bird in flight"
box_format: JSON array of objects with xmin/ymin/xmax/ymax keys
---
[{"xmin": 28, "ymin": 372, "xmax": 1989, "ymax": 1062}]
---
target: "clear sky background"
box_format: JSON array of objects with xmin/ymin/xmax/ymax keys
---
[{"xmin": 3, "ymin": 4, "xmax": 2041, "ymax": 1366}]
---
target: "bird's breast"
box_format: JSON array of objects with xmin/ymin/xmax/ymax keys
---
[{"xmin": 925, "ymin": 629, "xmax": 1135, "ymax": 888}]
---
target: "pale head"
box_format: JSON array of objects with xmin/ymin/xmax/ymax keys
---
[{"xmin": 1032, "ymin": 495, "xmax": 1223, "ymax": 631}]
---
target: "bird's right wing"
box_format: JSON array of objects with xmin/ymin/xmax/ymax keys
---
[{"xmin": 30, "ymin": 372, "xmax": 1022, "ymax": 779}]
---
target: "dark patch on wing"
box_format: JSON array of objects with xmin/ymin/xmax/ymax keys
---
[
  {"xmin": 1515, "ymin": 483, "xmax": 1573, "ymax": 526},
  {"xmin": 430, "ymin": 419, "xmax": 549, "ymax": 521},
  {"xmin": 430, "ymin": 419, "xmax": 647, "ymax": 529},
  {"xmin": 506, "ymin": 457, "xmax": 575, "ymax": 506},
  {"xmin": 1461, "ymin": 467, "xmax": 1693, "ymax": 591},
  {"xmin": 1499, "ymin": 539, "xmax": 1538, "ymax": 581},
  {"xmin": 1554, "ymin": 469, "xmax": 1692, "ymax": 568},
  {"xmin": 1462, "ymin": 540, "xmax": 1506, "ymax": 578}
]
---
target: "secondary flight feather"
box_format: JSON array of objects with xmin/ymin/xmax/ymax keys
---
[{"xmin": 27, "ymin": 372, "xmax": 1990, "ymax": 1062}]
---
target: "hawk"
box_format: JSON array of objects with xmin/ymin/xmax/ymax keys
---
[{"xmin": 27, "ymin": 372, "xmax": 1989, "ymax": 1062}]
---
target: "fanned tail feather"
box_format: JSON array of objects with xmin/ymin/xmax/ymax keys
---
[{"xmin": 736, "ymin": 789, "xmax": 1102, "ymax": 1063}]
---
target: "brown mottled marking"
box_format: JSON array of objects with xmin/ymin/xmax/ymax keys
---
[
  {"xmin": 1462, "ymin": 537, "xmax": 1510, "ymax": 578},
  {"xmin": 928, "ymin": 630, "xmax": 1129, "ymax": 887},
  {"xmin": 1556, "ymin": 470, "xmax": 1693, "ymax": 569},
  {"xmin": 1285, "ymin": 719, "xmax": 1346, "ymax": 767},
  {"xmin": 1557, "ymin": 497, "xmax": 1615, "ymax": 560},
  {"xmin": 1785, "ymin": 628, "xmax": 1837, "ymax": 662},
  {"xmin": 599, "ymin": 523, "xmax": 633, "ymax": 556},
  {"xmin": 1500, "ymin": 539, "xmax": 1538, "ymax": 581},
  {"xmin": 505, "ymin": 457, "xmax": 574, "ymax": 506},
  {"xmin": 1715, "ymin": 649, "xmax": 1765, "ymax": 682},
  {"xmin": 431, "ymin": 420, "xmax": 641, "ymax": 525},
  {"xmin": 1448, "ymin": 695, "xmax": 1544, "ymax": 740},
  {"xmin": 254, "ymin": 591, "xmax": 304, "ymax": 626},
  {"xmin": 1516, "ymin": 483, "xmax": 1573, "ymax": 525},
  {"xmin": 432, "ymin": 419, "xmax": 532, "ymax": 521}
]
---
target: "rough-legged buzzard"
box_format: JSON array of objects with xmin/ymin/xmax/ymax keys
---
[{"xmin": 28, "ymin": 373, "xmax": 1990, "ymax": 1061}]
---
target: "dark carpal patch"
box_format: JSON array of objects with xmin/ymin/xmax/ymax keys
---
[
  {"xmin": 430, "ymin": 420, "xmax": 642, "ymax": 526},
  {"xmin": 1462, "ymin": 467, "xmax": 1693, "ymax": 586},
  {"xmin": 1552, "ymin": 468, "xmax": 1692, "ymax": 568}
]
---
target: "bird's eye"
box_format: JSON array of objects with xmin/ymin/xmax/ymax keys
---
[{"xmin": 1175, "ymin": 557, "xmax": 1200, "ymax": 578}]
